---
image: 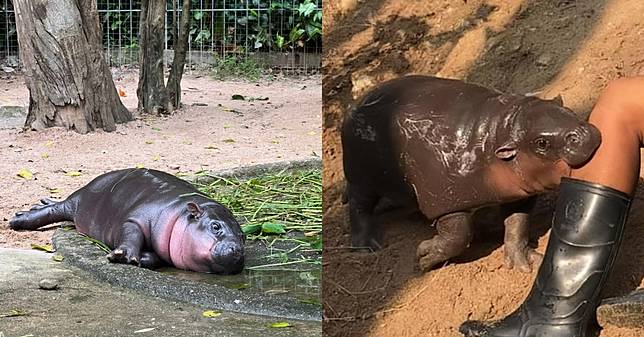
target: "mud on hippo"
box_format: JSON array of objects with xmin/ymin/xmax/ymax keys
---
[
  {"xmin": 10, "ymin": 168, "xmax": 245, "ymax": 274},
  {"xmin": 342, "ymin": 75, "xmax": 601, "ymax": 272}
]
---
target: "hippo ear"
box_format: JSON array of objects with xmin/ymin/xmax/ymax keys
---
[
  {"xmin": 186, "ymin": 202, "xmax": 203, "ymax": 218},
  {"xmin": 495, "ymin": 143, "xmax": 517, "ymax": 160},
  {"xmin": 551, "ymin": 94, "xmax": 564, "ymax": 106}
]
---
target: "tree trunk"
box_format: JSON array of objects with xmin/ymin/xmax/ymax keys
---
[
  {"xmin": 137, "ymin": 0, "xmax": 190, "ymax": 114},
  {"xmin": 13, "ymin": 0, "xmax": 132, "ymax": 134},
  {"xmin": 137, "ymin": 0, "xmax": 170, "ymax": 114},
  {"xmin": 166, "ymin": 0, "xmax": 191, "ymax": 108}
]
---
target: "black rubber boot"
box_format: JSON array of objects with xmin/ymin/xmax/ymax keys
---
[{"xmin": 459, "ymin": 178, "xmax": 631, "ymax": 337}]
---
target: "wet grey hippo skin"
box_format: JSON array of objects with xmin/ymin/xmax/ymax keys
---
[
  {"xmin": 342, "ymin": 75, "xmax": 601, "ymax": 272},
  {"xmin": 10, "ymin": 168, "xmax": 245, "ymax": 274}
]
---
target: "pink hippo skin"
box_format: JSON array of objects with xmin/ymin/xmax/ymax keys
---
[{"xmin": 10, "ymin": 168, "xmax": 245, "ymax": 274}]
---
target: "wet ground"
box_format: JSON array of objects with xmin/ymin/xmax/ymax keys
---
[
  {"xmin": 51, "ymin": 227, "xmax": 320, "ymax": 321},
  {"xmin": 0, "ymin": 247, "xmax": 320, "ymax": 337}
]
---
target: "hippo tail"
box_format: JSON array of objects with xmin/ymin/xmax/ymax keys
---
[{"xmin": 9, "ymin": 197, "xmax": 76, "ymax": 231}]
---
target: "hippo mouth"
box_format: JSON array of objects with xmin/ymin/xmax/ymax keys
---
[
  {"xmin": 210, "ymin": 240, "xmax": 245, "ymax": 274},
  {"xmin": 561, "ymin": 124, "xmax": 601, "ymax": 167}
]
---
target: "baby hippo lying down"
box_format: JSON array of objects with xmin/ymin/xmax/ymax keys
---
[
  {"xmin": 342, "ymin": 75, "xmax": 601, "ymax": 272},
  {"xmin": 10, "ymin": 168, "xmax": 245, "ymax": 274}
]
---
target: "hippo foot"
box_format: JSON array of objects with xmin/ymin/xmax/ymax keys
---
[
  {"xmin": 8, "ymin": 212, "xmax": 29, "ymax": 230},
  {"xmin": 106, "ymin": 245, "xmax": 140, "ymax": 265},
  {"xmin": 416, "ymin": 239, "xmax": 447, "ymax": 272},
  {"xmin": 139, "ymin": 251, "xmax": 164, "ymax": 269},
  {"xmin": 503, "ymin": 244, "xmax": 542, "ymax": 273}
]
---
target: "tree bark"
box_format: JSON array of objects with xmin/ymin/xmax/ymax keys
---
[
  {"xmin": 137, "ymin": 0, "xmax": 170, "ymax": 114},
  {"xmin": 166, "ymin": 0, "xmax": 191, "ymax": 108},
  {"xmin": 137, "ymin": 0, "xmax": 190, "ymax": 114},
  {"xmin": 13, "ymin": 0, "xmax": 132, "ymax": 134}
]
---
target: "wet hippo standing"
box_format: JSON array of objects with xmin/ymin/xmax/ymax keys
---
[
  {"xmin": 10, "ymin": 168, "xmax": 245, "ymax": 274},
  {"xmin": 342, "ymin": 75, "xmax": 601, "ymax": 272}
]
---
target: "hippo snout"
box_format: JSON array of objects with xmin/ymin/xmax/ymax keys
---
[
  {"xmin": 212, "ymin": 240, "xmax": 245, "ymax": 274},
  {"xmin": 562, "ymin": 124, "xmax": 601, "ymax": 167}
]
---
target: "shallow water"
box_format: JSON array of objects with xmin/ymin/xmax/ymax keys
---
[{"xmin": 159, "ymin": 267, "xmax": 321, "ymax": 304}]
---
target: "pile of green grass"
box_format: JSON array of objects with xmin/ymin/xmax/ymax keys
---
[{"xmin": 197, "ymin": 168, "xmax": 322, "ymax": 268}]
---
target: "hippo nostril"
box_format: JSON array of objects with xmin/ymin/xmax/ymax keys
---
[{"xmin": 565, "ymin": 132, "xmax": 580, "ymax": 146}]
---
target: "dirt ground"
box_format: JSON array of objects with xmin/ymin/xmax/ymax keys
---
[
  {"xmin": 322, "ymin": 1, "xmax": 644, "ymax": 337},
  {"xmin": 0, "ymin": 69, "xmax": 321, "ymax": 249}
]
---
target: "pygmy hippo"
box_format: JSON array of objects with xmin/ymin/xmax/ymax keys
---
[
  {"xmin": 10, "ymin": 168, "xmax": 245, "ymax": 274},
  {"xmin": 342, "ymin": 75, "xmax": 601, "ymax": 272}
]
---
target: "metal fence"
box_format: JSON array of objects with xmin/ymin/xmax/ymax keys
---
[{"xmin": 0, "ymin": 0, "xmax": 321, "ymax": 73}]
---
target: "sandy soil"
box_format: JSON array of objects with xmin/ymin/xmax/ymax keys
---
[
  {"xmin": 322, "ymin": 1, "xmax": 644, "ymax": 336},
  {"xmin": 0, "ymin": 69, "xmax": 321, "ymax": 249}
]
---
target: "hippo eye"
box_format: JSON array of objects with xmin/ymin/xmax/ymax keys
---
[
  {"xmin": 535, "ymin": 138, "xmax": 550, "ymax": 151},
  {"xmin": 210, "ymin": 221, "xmax": 222, "ymax": 231}
]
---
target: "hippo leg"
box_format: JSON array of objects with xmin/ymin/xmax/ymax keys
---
[
  {"xmin": 139, "ymin": 251, "xmax": 166, "ymax": 269},
  {"xmin": 417, "ymin": 212, "xmax": 473, "ymax": 272},
  {"xmin": 501, "ymin": 197, "xmax": 542, "ymax": 273},
  {"xmin": 347, "ymin": 186, "xmax": 381, "ymax": 251},
  {"xmin": 503, "ymin": 212, "xmax": 542, "ymax": 273},
  {"xmin": 106, "ymin": 221, "xmax": 144, "ymax": 265},
  {"xmin": 9, "ymin": 198, "xmax": 74, "ymax": 230}
]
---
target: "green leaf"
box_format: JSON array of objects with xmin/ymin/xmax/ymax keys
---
[
  {"xmin": 269, "ymin": 322, "xmax": 292, "ymax": 328},
  {"xmin": 52, "ymin": 254, "xmax": 64, "ymax": 262},
  {"xmin": 299, "ymin": 297, "xmax": 320, "ymax": 305},
  {"xmin": 241, "ymin": 224, "xmax": 262, "ymax": 234},
  {"xmin": 261, "ymin": 222, "xmax": 286, "ymax": 234},
  {"xmin": 275, "ymin": 34, "xmax": 285, "ymax": 49},
  {"xmin": 31, "ymin": 244, "xmax": 55, "ymax": 253},
  {"xmin": 193, "ymin": 11, "xmax": 204, "ymax": 21}
]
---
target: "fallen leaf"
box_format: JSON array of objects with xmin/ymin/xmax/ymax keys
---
[
  {"xmin": 49, "ymin": 188, "xmax": 62, "ymax": 194},
  {"xmin": 52, "ymin": 254, "xmax": 64, "ymax": 262},
  {"xmin": 41, "ymin": 152, "xmax": 49, "ymax": 159},
  {"xmin": 118, "ymin": 88, "xmax": 127, "ymax": 97},
  {"xmin": 65, "ymin": 171, "xmax": 82, "ymax": 177},
  {"xmin": 152, "ymin": 155, "xmax": 160, "ymax": 161},
  {"xmin": 262, "ymin": 222, "xmax": 286, "ymax": 234},
  {"xmin": 0, "ymin": 309, "xmax": 29, "ymax": 318},
  {"xmin": 271, "ymin": 139, "xmax": 280, "ymax": 144},
  {"xmin": 308, "ymin": 131, "xmax": 317, "ymax": 136},
  {"xmin": 145, "ymin": 140, "xmax": 153, "ymax": 144},
  {"xmin": 269, "ymin": 322, "xmax": 292, "ymax": 328},
  {"xmin": 45, "ymin": 141, "xmax": 53, "ymax": 147},
  {"xmin": 241, "ymin": 224, "xmax": 261, "ymax": 234},
  {"xmin": 299, "ymin": 297, "xmax": 320, "ymax": 305},
  {"xmin": 227, "ymin": 283, "xmax": 249, "ymax": 290},
  {"xmin": 202, "ymin": 310, "xmax": 222, "ymax": 318},
  {"xmin": 31, "ymin": 244, "xmax": 55, "ymax": 253},
  {"xmin": 135, "ymin": 164, "xmax": 145, "ymax": 169},
  {"xmin": 133, "ymin": 327, "xmax": 155, "ymax": 333},
  {"xmin": 231, "ymin": 94, "xmax": 245, "ymax": 100},
  {"xmin": 222, "ymin": 139, "xmax": 235, "ymax": 143},
  {"xmin": 17, "ymin": 168, "xmax": 33, "ymax": 180},
  {"xmin": 205, "ymin": 144, "xmax": 219, "ymax": 150}
]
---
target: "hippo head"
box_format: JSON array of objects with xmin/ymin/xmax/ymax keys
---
[
  {"xmin": 493, "ymin": 96, "xmax": 601, "ymax": 191},
  {"xmin": 173, "ymin": 202, "xmax": 245, "ymax": 274}
]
